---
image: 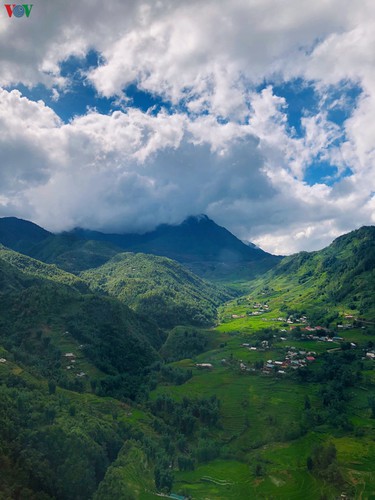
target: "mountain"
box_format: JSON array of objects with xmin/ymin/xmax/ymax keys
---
[
  {"xmin": 71, "ymin": 214, "xmax": 270, "ymax": 262},
  {"xmin": 71, "ymin": 214, "xmax": 281, "ymax": 279},
  {"xmin": 0, "ymin": 216, "xmax": 51, "ymax": 253},
  {"xmin": 0, "ymin": 215, "xmax": 280, "ymax": 279},
  {"xmin": 0, "ymin": 222, "xmax": 374, "ymax": 498},
  {"xmin": 81, "ymin": 252, "xmax": 233, "ymax": 328},
  {"xmin": 248, "ymin": 225, "xmax": 375, "ymax": 322}
]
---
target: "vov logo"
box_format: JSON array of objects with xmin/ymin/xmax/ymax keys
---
[{"xmin": 4, "ymin": 4, "xmax": 33, "ymax": 17}]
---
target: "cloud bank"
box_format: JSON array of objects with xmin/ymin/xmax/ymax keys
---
[{"xmin": 0, "ymin": 0, "xmax": 374, "ymax": 253}]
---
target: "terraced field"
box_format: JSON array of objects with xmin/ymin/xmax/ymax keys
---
[{"xmin": 149, "ymin": 296, "xmax": 375, "ymax": 498}]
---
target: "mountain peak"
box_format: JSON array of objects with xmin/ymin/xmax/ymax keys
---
[{"xmin": 183, "ymin": 214, "xmax": 211, "ymax": 224}]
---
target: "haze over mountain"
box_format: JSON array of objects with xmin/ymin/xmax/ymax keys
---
[
  {"xmin": 0, "ymin": 215, "xmax": 281, "ymax": 278},
  {"xmin": 70, "ymin": 214, "xmax": 278, "ymax": 261}
]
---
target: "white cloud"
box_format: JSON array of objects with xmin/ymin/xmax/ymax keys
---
[{"xmin": 0, "ymin": 0, "xmax": 375, "ymax": 253}]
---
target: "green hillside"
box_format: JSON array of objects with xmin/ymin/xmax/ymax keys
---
[
  {"xmin": 246, "ymin": 226, "xmax": 375, "ymax": 323},
  {"xmin": 81, "ymin": 252, "xmax": 233, "ymax": 328},
  {"xmin": 0, "ymin": 251, "xmax": 165, "ymax": 394},
  {"xmin": 0, "ymin": 249, "xmax": 172, "ymax": 498},
  {"xmin": 29, "ymin": 234, "xmax": 121, "ymax": 273},
  {"xmin": 0, "ymin": 244, "xmax": 88, "ymax": 292}
]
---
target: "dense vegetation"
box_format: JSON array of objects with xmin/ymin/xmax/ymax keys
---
[
  {"xmin": 81, "ymin": 252, "xmax": 232, "ymax": 328},
  {"xmin": 0, "ymin": 245, "xmax": 88, "ymax": 292},
  {"xmin": 0, "ymin": 376, "xmax": 131, "ymax": 499},
  {"xmin": 29, "ymin": 234, "xmax": 121, "ymax": 274},
  {"xmin": 0, "ymin": 221, "xmax": 374, "ymax": 498}
]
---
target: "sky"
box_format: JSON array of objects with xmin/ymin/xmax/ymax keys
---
[{"xmin": 0, "ymin": 0, "xmax": 374, "ymax": 254}]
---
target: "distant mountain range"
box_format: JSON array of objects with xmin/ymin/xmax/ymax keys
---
[
  {"xmin": 0, "ymin": 215, "xmax": 281, "ymax": 278},
  {"xmin": 70, "ymin": 215, "xmax": 272, "ymax": 263}
]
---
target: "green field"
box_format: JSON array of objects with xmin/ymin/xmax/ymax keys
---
[{"xmin": 148, "ymin": 298, "xmax": 375, "ymax": 499}]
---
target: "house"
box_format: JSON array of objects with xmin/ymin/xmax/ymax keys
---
[
  {"xmin": 366, "ymin": 352, "xmax": 375, "ymax": 360},
  {"xmin": 196, "ymin": 363, "xmax": 213, "ymax": 369},
  {"xmin": 0, "ymin": 358, "xmax": 6, "ymax": 363},
  {"xmin": 64, "ymin": 352, "xmax": 75, "ymax": 359}
]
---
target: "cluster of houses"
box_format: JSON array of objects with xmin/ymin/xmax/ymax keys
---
[
  {"xmin": 232, "ymin": 347, "xmax": 317, "ymax": 376},
  {"xmin": 238, "ymin": 340, "xmax": 317, "ymax": 375},
  {"xmin": 253, "ymin": 302, "xmax": 269, "ymax": 310},
  {"xmin": 63, "ymin": 352, "xmax": 86, "ymax": 378},
  {"xmin": 262, "ymin": 349, "xmax": 316, "ymax": 375}
]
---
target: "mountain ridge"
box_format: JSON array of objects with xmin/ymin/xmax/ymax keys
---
[
  {"xmin": 0, "ymin": 214, "xmax": 281, "ymax": 278},
  {"xmin": 69, "ymin": 214, "xmax": 274, "ymax": 263}
]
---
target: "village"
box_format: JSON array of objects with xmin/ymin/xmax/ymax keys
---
[{"xmin": 202, "ymin": 303, "xmax": 375, "ymax": 378}]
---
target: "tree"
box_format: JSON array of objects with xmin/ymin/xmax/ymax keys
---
[{"xmin": 48, "ymin": 380, "xmax": 56, "ymax": 395}]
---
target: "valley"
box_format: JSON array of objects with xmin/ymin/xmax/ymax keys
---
[{"xmin": 0, "ymin": 218, "xmax": 374, "ymax": 499}]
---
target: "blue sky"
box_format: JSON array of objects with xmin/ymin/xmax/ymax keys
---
[{"xmin": 0, "ymin": 0, "xmax": 374, "ymax": 253}]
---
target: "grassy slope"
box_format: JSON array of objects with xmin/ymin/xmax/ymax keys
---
[
  {"xmin": 244, "ymin": 226, "xmax": 375, "ymax": 322},
  {"xmin": 81, "ymin": 252, "xmax": 234, "ymax": 328}
]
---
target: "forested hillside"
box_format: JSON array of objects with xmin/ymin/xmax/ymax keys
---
[
  {"xmin": 81, "ymin": 252, "xmax": 233, "ymax": 327},
  {"xmin": 29, "ymin": 234, "xmax": 121, "ymax": 273},
  {"xmin": 0, "ymin": 245, "xmax": 88, "ymax": 292}
]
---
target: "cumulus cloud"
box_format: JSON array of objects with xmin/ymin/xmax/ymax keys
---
[{"xmin": 0, "ymin": 0, "xmax": 375, "ymax": 253}]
